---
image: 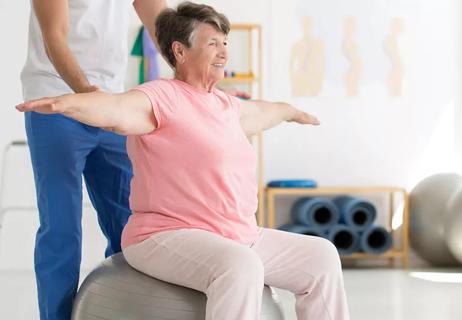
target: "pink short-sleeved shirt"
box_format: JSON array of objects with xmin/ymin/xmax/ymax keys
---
[{"xmin": 121, "ymin": 79, "xmax": 259, "ymax": 249}]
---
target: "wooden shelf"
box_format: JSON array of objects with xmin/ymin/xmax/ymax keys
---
[
  {"xmin": 265, "ymin": 186, "xmax": 410, "ymax": 268},
  {"xmin": 341, "ymin": 251, "xmax": 406, "ymax": 259},
  {"xmin": 266, "ymin": 186, "xmax": 406, "ymax": 195},
  {"xmin": 220, "ymin": 76, "xmax": 258, "ymax": 84},
  {"xmin": 230, "ymin": 23, "xmax": 261, "ymax": 30}
]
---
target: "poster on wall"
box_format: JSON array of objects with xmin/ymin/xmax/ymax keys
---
[{"xmin": 269, "ymin": 0, "xmax": 420, "ymax": 99}]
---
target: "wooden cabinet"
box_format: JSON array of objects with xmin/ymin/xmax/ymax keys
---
[{"xmin": 265, "ymin": 186, "xmax": 410, "ymax": 268}]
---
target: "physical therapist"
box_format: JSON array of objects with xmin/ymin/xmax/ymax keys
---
[{"xmin": 20, "ymin": 1, "xmax": 166, "ymax": 319}]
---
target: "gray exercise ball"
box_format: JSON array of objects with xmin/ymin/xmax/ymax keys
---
[
  {"xmin": 409, "ymin": 173, "xmax": 461, "ymax": 266},
  {"xmin": 71, "ymin": 253, "xmax": 285, "ymax": 320},
  {"xmin": 445, "ymin": 187, "xmax": 462, "ymax": 263}
]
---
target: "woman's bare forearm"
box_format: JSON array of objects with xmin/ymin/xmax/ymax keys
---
[
  {"xmin": 240, "ymin": 100, "xmax": 319, "ymax": 136},
  {"xmin": 240, "ymin": 100, "xmax": 295, "ymax": 134},
  {"xmin": 17, "ymin": 90, "xmax": 156, "ymax": 135},
  {"xmin": 55, "ymin": 92, "xmax": 122, "ymax": 130},
  {"xmin": 254, "ymin": 100, "xmax": 296, "ymax": 125}
]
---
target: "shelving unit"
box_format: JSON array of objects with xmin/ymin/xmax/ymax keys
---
[
  {"xmin": 220, "ymin": 76, "xmax": 257, "ymax": 84},
  {"xmin": 265, "ymin": 186, "xmax": 410, "ymax": 268},
  {"xmin": 221, "ymin": 24, "xmax": 265, "ymax": 226}
]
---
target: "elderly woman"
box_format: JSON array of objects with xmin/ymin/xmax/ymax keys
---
[{"xmin": 17, "ymin": 2, "xmax": 349, "ymax": 319}]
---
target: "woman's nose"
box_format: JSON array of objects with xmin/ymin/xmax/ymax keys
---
[{"xmin": 219, "ymin": 45, "xmax": 228, "ymax": 59}]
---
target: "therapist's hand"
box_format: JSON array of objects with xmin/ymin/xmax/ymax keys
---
[
  {"xmin": 221, "ymin": 88, "xmax": 252, "ymax": 100},
  {"xmin": 81, "ymin": 85, "xmax": 101, "ymax": 93}
]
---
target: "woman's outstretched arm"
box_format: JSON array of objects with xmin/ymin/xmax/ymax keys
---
[
  {"xmin": 239, "ymin": 100, "xmax": 320, "ymax": 137},
  {"xmin": 16, "ymin": 90, "xmax": 157, "ymax": 135}
]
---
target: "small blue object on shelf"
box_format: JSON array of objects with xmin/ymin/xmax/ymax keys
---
[{"xmin": 267, "ymin": 179, "xmax": 317, "ymax": 188}]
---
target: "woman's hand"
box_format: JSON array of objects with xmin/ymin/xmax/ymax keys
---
[
  {"xmin": 16, "ymin": 84, "xmax": 101, "ymax": 114},
  {"xmin": 289, "ymin": 110, "xmax": 320, "ymax": 125},
  {"xmin": 16, "ymin": 96, "xmax": 66, "ymax": 114}
]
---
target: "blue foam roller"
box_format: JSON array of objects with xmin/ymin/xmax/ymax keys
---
[
  {"xmin": 291, "ymin": 197, "xmax": 340, "ymax": 230},
  {"xmin": 360, "ymin": 226, "xmax": 393, "ymax": 254},
  {"xmin": 327, "ymin": 224, "xmax": 360, "ymax": 255},
  {"xmin": 278, "ymin": 224, "xmax": 326, "ymax": 237},
  {"xmin": 333, "ymin": 196, "xmax": 377, "ymax": 231},
  {"xmin": 267, "ymin": 179, "xmax": 317, "ymax": 188}
]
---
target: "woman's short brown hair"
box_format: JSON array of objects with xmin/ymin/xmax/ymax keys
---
[{"xmin": 155, "ymin": 2, "xmax": 230, "ymax": 67}]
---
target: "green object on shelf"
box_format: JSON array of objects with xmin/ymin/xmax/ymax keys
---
[
  {"xmin": 130, "ymin": 27, "xmax": 144, "ymax": 84},
  {"xmin": 131, "ymin": 26, "xmax": 160, "ymax": 84},
  {"xmin": 131, "ymin": 26, "xmax": 145, "ymax": 84}
]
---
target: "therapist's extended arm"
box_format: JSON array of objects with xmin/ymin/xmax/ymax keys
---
[
  {"xmin": 16, "ymin": 91, "xmax": 156, "ymax": 136},
  {"xmin": 32, "ymin": 0, "xmax": 98, "ymax": 93}
]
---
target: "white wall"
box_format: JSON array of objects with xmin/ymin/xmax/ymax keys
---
[
  {"xmin": 0, "ymin": 1, "xmax": 30, "ymax": 146},
  {"xmin": 455, "ymin": 1, "xmax": 462, "ymax": 169},
  {"xmin": 264, "ymin": 0, "xmax": 461, "ymax": 189},
  {"xmin": 0, "ymin": 0, "xmax": 461, "ymax": 270}
]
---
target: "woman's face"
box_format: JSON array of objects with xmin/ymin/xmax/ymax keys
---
[{"xmin": 182, "ymin": 22, "xmax": 228, "ymax": 84}]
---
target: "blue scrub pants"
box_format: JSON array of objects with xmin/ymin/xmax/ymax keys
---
[{"xmin": 25, "ymin": 112, "xmax": 132, "ymax": 320}]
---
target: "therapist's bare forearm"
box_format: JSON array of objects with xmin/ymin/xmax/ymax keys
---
[
  {"xmin": 58, "ymin": 92, "xmax": 121, "ymax": 129},
  {"xmin": 44, "ymin": 38, "xmax": 93, "ymax": 93},
  {"xmin": 33, "ymin": 0, "xmax": 92, "ymax": 93},
  {"xmin": 134, "ymin": 0, "xmax": 168, "ymax": 50}
]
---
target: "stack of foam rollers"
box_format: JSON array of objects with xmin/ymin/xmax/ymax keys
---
[{"xmin": 279, "ymin": 196, "xmax": 392, "ymax": 255}]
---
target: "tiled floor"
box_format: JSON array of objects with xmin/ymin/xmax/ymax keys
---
[
  {"xmin": 1, "ymin": 210, "xmax": 461, "ymax": 319},
  {"xmin": 277, "ymin": 268, "xmax": 462, "ymax": 320},
  {"xmin": 1, "ymin": 267, "xmax": 462, "ymax": 319}
]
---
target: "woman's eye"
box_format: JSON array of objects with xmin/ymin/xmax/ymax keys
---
[{"xmin": 223, "ymin": 41, "xmax": 228, "ymax": 46}]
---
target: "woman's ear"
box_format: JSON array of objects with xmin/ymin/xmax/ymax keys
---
[{"xmin": 172, "ymin": 41, "xmax": 186, "ymax": 65}]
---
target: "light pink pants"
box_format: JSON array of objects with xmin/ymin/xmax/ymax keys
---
[{"xmin": 123, "ymin": 228, "xmax": 350, "ymax": 320}]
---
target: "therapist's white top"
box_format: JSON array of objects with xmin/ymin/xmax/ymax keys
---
[{"xmin": 21, "ymin": 0, "xmax": 133, "ymax": 100}]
